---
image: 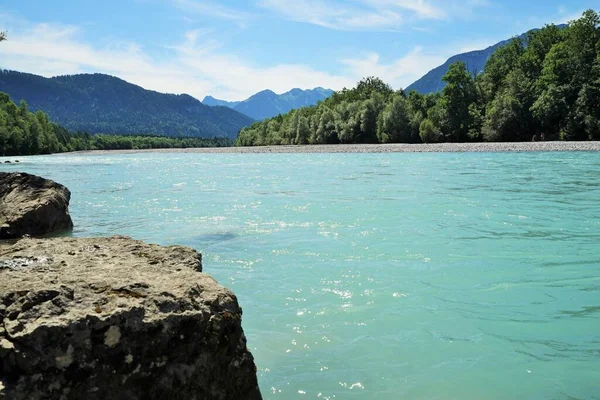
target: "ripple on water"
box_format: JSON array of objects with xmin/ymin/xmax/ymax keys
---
[{"xmin": 11, "ymin": 151, "xmax": 600, "ymax": 399}]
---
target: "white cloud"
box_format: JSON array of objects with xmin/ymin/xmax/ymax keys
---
[
  {"xmin": 0, "ymin": 18, "xmax": 489, "ymax": 101},
  {"xmin": 170, "ymin": 29, "xmax": 354, "ymax": 98},
  {"xmin": 341, "ymin": 47, "xmax": 447, "ymax": 89},
  {"xmin": 340, "ymin": 32, "xmax": 504, "ymax": 89},
  {"xmin": 0, "ymin": 22, "xmax": 355, "ymax": 100}
]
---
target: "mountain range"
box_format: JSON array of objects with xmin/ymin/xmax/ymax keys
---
[
  {"xmin": 406, "ymin": 25, "xmax": 566, "ymax": 94},
  {"xmin": 0, "ymin": 25, "xmax": 561, "ymax": 139},
  {"xmin": 0, "ymin": 70, "xmax": 253, "ymax": 139},
  {"xmin": 203, "ymin": 87, "xmax": 334, "ymax": 120}
]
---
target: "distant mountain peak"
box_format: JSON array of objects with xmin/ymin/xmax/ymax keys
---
[
  {"xmin": 201, "ymin": 95, "xmax": 240, "ymax": 109},
  {"xmin": 256, "ymin": 89, "xmax": 276, "ymax": 95},
  {"xmin": 202, "ymin": 87, "xmax": 334, "ymax": 120},
  {"xmin": 250, "ymin": 89, "xmax": 277, "ymax": 100}
]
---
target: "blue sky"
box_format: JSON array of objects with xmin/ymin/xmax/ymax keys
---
[{"xmin": 0, "ymin": 0, "xmax": 593, "ymax": 100}]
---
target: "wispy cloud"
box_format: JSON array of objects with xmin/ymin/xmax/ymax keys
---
[
  {"xmin": 258, "ymin": 0, "xmax": 403, "ymax": 30},
  {"xmin": 258, "ymin": 0, "xmax": 488, "ymax": 31},
  {"xmin": 170, "ymin": 0, "xmax": 254, "ymax": 22},
  {"xmin": 363, "ymin": 0, "xmax": 446, "ymax": 19}
]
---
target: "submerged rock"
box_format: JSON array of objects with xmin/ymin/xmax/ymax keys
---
[
  {"xmin": 0, "ymin": 172, "xmax": 73, "ymax": 239},
  {"xmin": 0, "ymin": 236, "xmax": 262, "ymax": 400}
]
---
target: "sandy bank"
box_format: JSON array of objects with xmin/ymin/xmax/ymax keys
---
[{"xmin": 73, "ymin": 141, "xmax": 600, "ymax": 155}]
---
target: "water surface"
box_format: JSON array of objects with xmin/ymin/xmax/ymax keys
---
[{"xmin": 2, "ymin": 152, "xmax": 599, "ymax": 399}]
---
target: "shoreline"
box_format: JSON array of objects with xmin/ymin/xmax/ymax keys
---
[{"xmin": 71, "ymin": 141, "xmax": 600, "ymax": 155}]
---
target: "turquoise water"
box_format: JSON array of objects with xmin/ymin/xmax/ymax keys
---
[{"xmin": 2, "ymin": 152, "xmax": 600, "ymax": 399}]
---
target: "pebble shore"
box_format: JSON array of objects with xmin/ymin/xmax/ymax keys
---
[{"xmin": 78, "ymin": 141, "xmax": 600, "ymax": 154}]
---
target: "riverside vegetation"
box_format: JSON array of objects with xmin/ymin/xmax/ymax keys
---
[
  {"xmin": 0, "ymin": 92, "xmax": 232, "ymax": 156},
  {"xmin": 236, "ymin": 10, "xmax": 600, "ymax": 146}
]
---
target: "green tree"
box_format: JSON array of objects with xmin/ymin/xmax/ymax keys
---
[
  {"xmin": 377, "ymin": 94, "xmax": 411, "ymax": 143},
  {"xmin": 483, "ymin": 69, "xmax": 536, "ymax": 141},
  {"xmin": 567, "ymin": 10, "xmax": 600, "ymax": 139},
  {"xmin": 359, "ymin": 98, "xmax": 380, "ymax": 143},
  {"xmin": 355, "ymin": 77, "xmax": 394, "ymax": 101},
  {"xmin": 531, "ymin": 85, "xmax": 568, "ymax": 138},
  {"xmin": 295, "ymin": 115, "xmax": 310, "ymax": 144},
  {"xmin": 480, "ymin": 38, "xmax": 525, "ymax": 100},
  {"xmin": 567, "ymin": 10, "xmax": 599, "ymax": 87},
  {"xmin": 315, "ymin": 108, "xmax": 337, "ymax": 144},
  {"xmin": 419, "ymin": 119, "xmax": 440, "ymax": 143},
  {"xmin": 336, "ymin": 101, "xmax": 360, "ymax": 144},
  {"xmin": 407, "ymin": 91, "xmax": 438, "ymax": 142},
  {"xmin": 439, "ymin": 61, "xmax": 478, "ymax": 142},
  {"xmin": 520, "ymin": 24, "xmax": 564, "ymax": 84},
  {"xmin": 267, "ymin": 117, "xmax": 284, "ymax": 144}
]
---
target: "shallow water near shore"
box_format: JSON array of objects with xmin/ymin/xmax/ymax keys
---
[{"xmin": 2, "ymin": 151, "xmax": 600, "ymax": 399}]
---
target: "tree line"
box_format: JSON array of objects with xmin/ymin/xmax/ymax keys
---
[
  {"xmin": 236, "ymin": 10, "xmax": 600, "ymax": 146},
  {"xmin": 0, "ymin": 93, "xmax": 232, "ymax": 156}
]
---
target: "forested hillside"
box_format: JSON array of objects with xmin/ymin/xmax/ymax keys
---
[
  {"xmin": 405, "ymin": 34, "xmax": 528, "ymax": 94},
  {"xmin": 0, "ymin": 71, "xmax": 254, "ymax": 139},
  {"xmin": 405, "ymin": 25, "xmax": 566, "ymax": 94},
  {"xmin": 236, "ymin": 11, "xmax": 599, "ymax": 146},
  {"xmin": 0, "ymin": 93, "xmax": 231, "ymax": 156}
]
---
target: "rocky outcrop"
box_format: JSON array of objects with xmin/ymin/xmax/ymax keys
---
[
  {"xmin": 0, "ymin": 172, "xmax": 73, "ymax": 239},
  {"xmin": 0, "ymin": 236, "xmax": 262, "ymax": 400}
]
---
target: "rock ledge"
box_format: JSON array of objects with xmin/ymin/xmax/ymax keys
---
[{"xmin": 0, "ymin": 236, "xmax": 262, "ymax": 400}]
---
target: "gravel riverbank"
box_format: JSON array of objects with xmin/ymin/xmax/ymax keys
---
[{"xmin": 74, "ymin": 141, "xmax": 600, "ymax": 155}]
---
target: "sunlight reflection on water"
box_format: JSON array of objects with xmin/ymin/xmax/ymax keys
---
[{"xmin": 2, "ymin": 151, "xmax": 600, "ymax": 399}]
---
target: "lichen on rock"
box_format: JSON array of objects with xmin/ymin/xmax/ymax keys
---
[{"xmin": 0, "ymin": 236, "xmax": 262, "ymax": 400}]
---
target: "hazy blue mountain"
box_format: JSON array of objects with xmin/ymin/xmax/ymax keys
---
[
  {"xmin": 406, "ymin": 25, "xmax": 567, "ymax": 94},
  {"xmin": 0, "ymin": 70, "xmax": 254, "ymax": 139},
  {"xmin": 203, "ymin": 87, "xmax": 334, "ymax": 120},
  {"xmin": 202, "ymin": 96, "xmax": 240, "ymax": 108}
]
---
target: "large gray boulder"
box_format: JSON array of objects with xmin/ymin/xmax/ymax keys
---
[
  {"xmin": 0, "ymin": 172, "xmax": 74, "ymax": 239},
  {"xmin": 0, "ymin": 236, "xmax": 262, "ymax": 400}
]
